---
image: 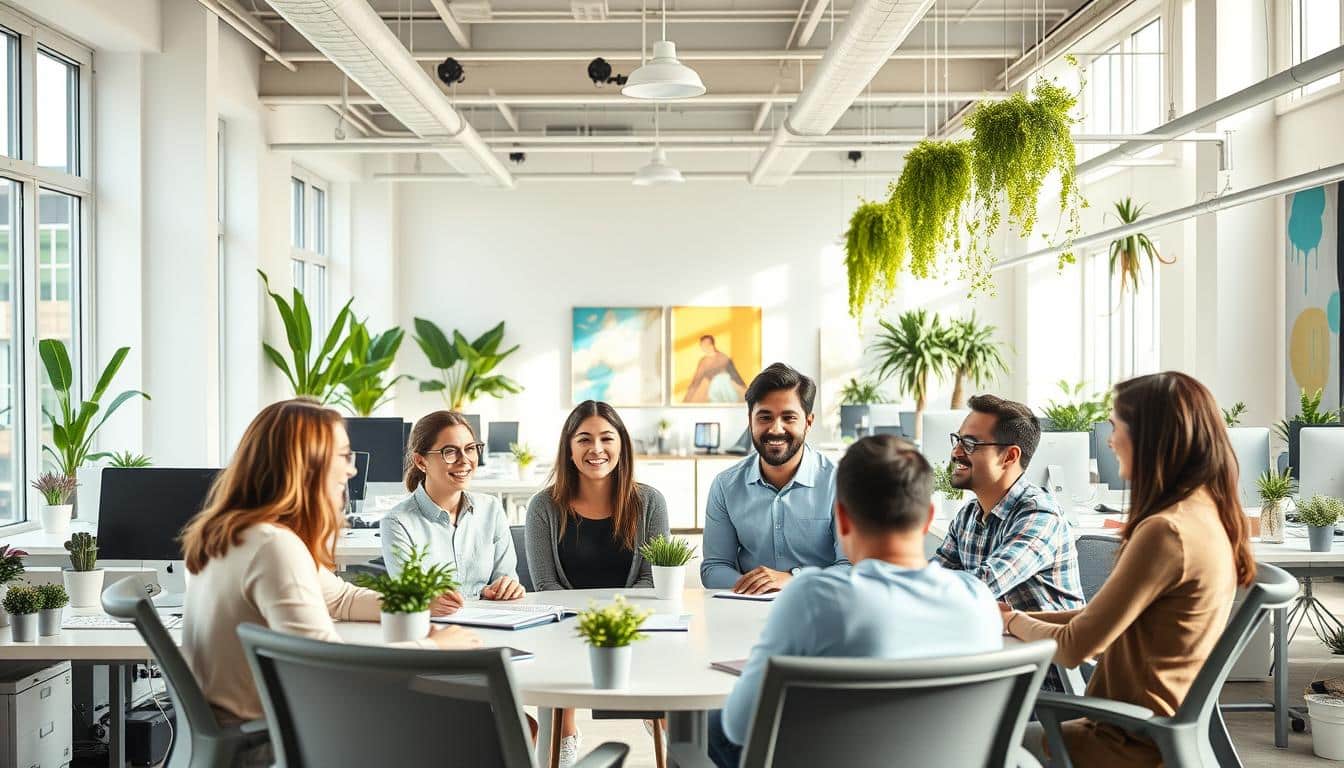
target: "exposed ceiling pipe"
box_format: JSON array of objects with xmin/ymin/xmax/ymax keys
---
[
  {"xmin": 750, "ymin": 0, "xmax": 939, "ymax": 186},
  {"xmin": 256, "ymin": 8, "xmax": 1066, "ymax": 24},
  {"xmin": 196, "ymin": 0, "xmax": 296, "ymax": 71},
  {"xmin": 273, "ymin": 46, "xmax": 1015, "ymax": 63},
  {"xmin": 374, "ymin": 171, "xmax": 904, "ymax": 182},
  {"xmin": 428, "ymin": 0, "xmax": 471, "ymax": 48},
  {"xmin": 1001, "ymin": 0, "xmax": 1133, "ymax": 88},
  {"xmin": 261, "ymin": 91, "xmax": 1005, "ymax": 107},
  {"xmin": 264, "ymin": 0, "xmax": 512, "ymax": 187},
  {"xmin": 1077, "ymin": 43, "xmax": 1344, "ymax": 174},
  {"xmin": 797, "ymin": 0, "xmax": 832, "ymax": 47},
  {"xmin": 996, "ymin": 160, "xmax": 1344, "ymax": 271},
  {"xmin": 214, "ymin": 0, "xmax": 276, "ymax": 42},
  {"xmin": 488, "ymin": 88, "xmax": 520, "ymax": 132}
]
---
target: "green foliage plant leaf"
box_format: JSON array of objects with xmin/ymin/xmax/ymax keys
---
[
  {"xmin": 638, "ymin": 535, "xmax": 697, "ymax": 567},
  {"xmin": 889, "ymin": 140, "xmax": 973, "ymax": 284},
  {"xmin": 38, "ymin": 339, "xmax": 150, "ymax": 476},
  {"xmin": 338, "ymin": 317, "xmax": 408, "ymax": 416},
  {"xmin": 1299, "ymin": 495, "xmax": 1344, "ymax": 528},
  {"xmin": 943, "ymin": 312, "xmax": 1010, "ymax": 408},
  {"xmin": 1040, "ymin": 380, "xmax": 1112, "ymax": 433},
  {"xmin": 870, "ymin": 310, "xmax": 953, "ymax": 441},
  {"xmin": 354, "ymin": 546, "xmax": 459, "ymax": 614},
  {"xmin": 1257, "ymin": 467, "xmax": 1296, "ymax": 504},
  {"xmin": 1108, "ymin": 197, "xmax": 1173, "ymax": 300},
  {"xmin": 838, "ymin": 377, "xmax": 890, "ymax": 406},
  {"xmin": 844, "ymin": 200, "xmax": 907, "ymax": 321},
  {"xmin": 412, "ymin": 318, "xmax": 524, "ymax": 410},
  {"xmin": 574, "ymin": 595, "xmax": 653, "ymax": 648}
]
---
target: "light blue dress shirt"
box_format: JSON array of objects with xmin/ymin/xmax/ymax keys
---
[
  {"xmin": 699, "ymin": 446, "xmax": 847, "ymax": 589},
  {"xmin": 720, "ymin": 559, "xmax": 1004, "ymax": 745},
  {"xmin": 380, "ymin": 485, "xmax": 517, "ymax": 598}
]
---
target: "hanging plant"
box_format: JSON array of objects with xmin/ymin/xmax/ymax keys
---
[
  {"xmin": 965, "ymin": 79, "xmax": 1086, "ymax": 272},
  {"xmin": 889, "ymin": 140, "xmax": 973, "ymax": 282},
  {"xmin": 844, "ymin": 200, "xmax": 906, "ymax": 321},
  {"xmin": 1108, "ymin": 197, "xmax": 1173, "ymax": 299}
]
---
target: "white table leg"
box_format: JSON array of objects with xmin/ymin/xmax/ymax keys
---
[{"xmin": 109, "ymin": 663, "xmax": 127, "ymax": 767}]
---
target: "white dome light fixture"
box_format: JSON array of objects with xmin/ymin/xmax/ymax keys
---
[
  {"xmin": 622, "ymin": 0, "xmax": 705, "ymax": 100},
  {"xmin": 633, "ymin": 105, "xmax": 684, "ymax": 186}
]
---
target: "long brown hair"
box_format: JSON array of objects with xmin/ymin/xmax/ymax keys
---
[
  {"xmin": 404, "ymin": 411, "xmax": 479, "ymax": 491},
  {"xmin": 1114, "ymin": 372, "xmax": 1255, "ymax": 587},
  {"xmin": 548, "ymin": 401, "xmax": 641, "ymax": 550},
  {"xmin": 181, "ymin": 398, "xmax": 346, "ymax": 573}
]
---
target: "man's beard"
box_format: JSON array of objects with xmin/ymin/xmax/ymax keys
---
[{"xmin": 754, "ymin": 432, "xmax": 803, "ymax": 466}]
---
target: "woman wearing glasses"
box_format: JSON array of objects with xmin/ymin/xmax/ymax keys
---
[{"xmin": 382, "ymin": 411, "xmax": 525, "ymax": 614}]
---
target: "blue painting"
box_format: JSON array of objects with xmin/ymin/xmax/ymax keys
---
[
  {"xmin": 1285, "ymin": 185, "xmax": 1342, "ymax": 413},
  {"xmin": 572, "ymin": 308, "xmax": 664, "ymax": 406}
]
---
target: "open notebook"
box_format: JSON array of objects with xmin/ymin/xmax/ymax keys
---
[{"xmin": 432, "ymin": 603, "xmax": 578, "ymax": 630}]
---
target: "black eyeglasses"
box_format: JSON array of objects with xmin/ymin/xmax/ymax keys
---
[
  {"xmin": 950, "ymin": 433, "xmax": 1014, "ymax": 455},
  {"xmin": 420, "ymin": 443, "xmax": 485, "ymax": 465}
]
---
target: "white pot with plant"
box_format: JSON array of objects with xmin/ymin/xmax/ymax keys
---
[
  {"xmin": 3, "ymin": 585, "xmax": 39, "ymax": 642},
  {"xmin": 640, "ymin": 535, "xmax": 696, "ymax": 601},
  {"xmin": 575, "ymin": 596, "xmax": 651, "ymax": 689},
  {"xmin": 509, "ymin": 443, "xmax": 535, "ymax": 481},
  {"xmin": 1301, "ymin": 496, "xmax": 1344, "ymax": 553},
  {"xmin": 931, "ymin": 462, "xmax": 966, "ymax": 518},
  {"xmin": 356, "ymin": 546, "xmax": 458, "ymax": 643},
  {"xmin": 36, "ymin": 583, "xmax": 68, "ymax": 637},
  {"xmin": 656, "ymin": 419, "xmax": 672, "ymax": 454},
  {"xmin": 63, "ymin": 532, "xmax": 104, "ymax": 608},
  {"xmin": 0, "ymin": 545, "xmax": 27, "ymax": 629},
  {"xmin": 1256, "ymin": 468, "xmax": 1295, "ymax": 545},
  {"xmin": 32, "ymin": 472, "xmax": 77, "ymax": 536}
]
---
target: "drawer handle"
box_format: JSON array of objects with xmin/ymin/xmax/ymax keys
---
[
  {"xmin": 40, "ymin": 721, "xmax": 53, "ymax": 737},
  {"xmin": 39, "ymin": 686, "xmax": 51, "ymax": 699}
]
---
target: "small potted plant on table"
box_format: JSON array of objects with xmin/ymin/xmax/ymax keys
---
[
  {"xmin": 575, "ymin": 596, "xmax": 652, "ymax": 689},
  {"xmin": 639, "ymin": 536, "xmax": 696, "ymax": 601},
  {"xmin": 355, "ymin": 546, "xmax": 458, "ymax": 643}
]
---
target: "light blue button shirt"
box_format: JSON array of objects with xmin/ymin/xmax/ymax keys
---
[
  {"xmin": 699, "ymin": 446, "xmax": 848, "ymax": 590},
  {"xmin": 720, "ymin": 560, "xmax": 1004, "ymax": 745},
  {"xmin": 380, "ymin": 485, "xmax": 517, "ymax": 598}
]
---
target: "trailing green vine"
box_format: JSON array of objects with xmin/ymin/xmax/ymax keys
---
[
  {"xmin": 889, "ymin": 140, "xmax": 973, "ymax": 282},
  {"xmin": 844, "ymin": 200, "xmax": 906, "ymax": 320}
]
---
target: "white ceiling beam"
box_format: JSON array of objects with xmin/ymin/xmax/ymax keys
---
[
  {"xmin": 261, "ymin": 91, "xmax": 1005, "ymax": 107},
  {"xmin": 489, "ymin": 88, "xmax": 520, "ymax": 132},
  {"xmin": 256, "ymin": 8, "xmax": 1069, "ymax": 24},
  {"xmin": 798, "ymin": 0, "xmax": 832, "ymax": 47},
  {"xmin": 273, "ymin": 46, "xmax": 1016, "ymax": 63},
  {"xmin": 428, "ymin": 0, "xmax": 471, "ymax": 48}
]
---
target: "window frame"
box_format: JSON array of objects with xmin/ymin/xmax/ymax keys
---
[
  {"xmin": 289, "ymin": 166, "xmax": 330, "ymax": 333},
  {"xmin": 1078, "ymin": 15, "xmax": 1166, "ymax": 160},
  {"xmin": 1277, "ymin": 0, "xmax": 1344, "ymax": 113}
]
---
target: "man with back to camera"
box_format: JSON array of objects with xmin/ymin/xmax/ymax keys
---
[
  {"xmin": 700, "ymin": 363, "xmax": 848, "ymax": 594},
  {"xmin": 705, "ymin": 435, "xmax": 1004, "ymax": 767}
]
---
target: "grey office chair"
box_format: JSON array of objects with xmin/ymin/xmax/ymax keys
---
[
  {"xmin": 1036, "ymin": 561, "xmax": 1299, "ymax": 768},
  {"xmin": 235, "ymin": 623, "xmax": 629, "ymax": 768},
  {"xmin": 511, "ymin": 524, "xmax": 534, "ymax": 592},
  {"xmin": 101, "ymin": 577, "xmax": 269, "ymax": 767},
  {"xmin": 669, "ymin": 641, "xmax": 1056, "ymax": 768},
  {"xmin": 1075, "ymin": 534, "xmax": 1123, "ymax": 602}
]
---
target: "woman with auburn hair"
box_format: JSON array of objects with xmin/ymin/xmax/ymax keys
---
[
  {"xmin": 180, "ymin": 398, "xmax": 478, "ymax": 731},
  {"xmin": 1003, "ymin": 372, "xmax": 1255, "ymax": 766}
]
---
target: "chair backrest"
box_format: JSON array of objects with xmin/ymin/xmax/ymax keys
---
[
  {"xmin": 236, "ymin": 623, "xmax": 535, "ymax": 768},
  {"xmin": 511, "ymin": 525, "xmax": 533, "ymax": 592},
  {"xmin": 101, "ymin": 577, "xmax": 225, "ymax": 765},
  {"xmin": 740, "ymin": 641, "xmax": 1056, "ymax": 768},
  {"xmin": 1075, "ymin": 534, "xmax": 1123, "ymax": 602}
]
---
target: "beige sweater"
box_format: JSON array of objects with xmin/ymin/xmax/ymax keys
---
[{"xmin": 183, "ymin": 523, "xmax": 434, "ymax": 722}]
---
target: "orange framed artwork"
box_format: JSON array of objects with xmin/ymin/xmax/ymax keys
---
[{"xmin": 669, "ymin": 306, "xmax": 762, "ymax": 406}]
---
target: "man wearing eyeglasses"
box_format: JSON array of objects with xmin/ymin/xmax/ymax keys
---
[{"xmin": 932, "ymin": 394, "xmax": 1083, "ymax": 622}]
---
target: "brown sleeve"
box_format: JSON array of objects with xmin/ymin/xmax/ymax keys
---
[
  {"xmin": 1024, "ymin": 608, "xmax": 1082, "ymax": 625},
  {"xmin": 1009, "ymin": 516, "xmax": 1185, "ymax": 668}
]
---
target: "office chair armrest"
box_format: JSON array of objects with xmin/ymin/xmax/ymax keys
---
[
  {"xmin": 572, "ymin": 741, "xmax": 632, "ymax": 768},
  {"xmin": 665, "ymin": 741, "xmax": 717, "ymax": 768},
  {"xmin": 1010, "ymin": 745, "xmax": 1044, "ymax": 768},
  {"xmin": 240, "ymin": 719, "xmax": 269, "ymax": 736},
  {"xmin": 1053, "ymin": 663, "xmax": 1088, "ymax": 695},
  {"xmin": 1034, "ymin": 692, "xmax": 1157, "ymax": 731}
]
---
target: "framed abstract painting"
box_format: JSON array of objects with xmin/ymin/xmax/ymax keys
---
[{"xmin": 571, "ymin": 307, "xmax": 665, "ymax": 406}]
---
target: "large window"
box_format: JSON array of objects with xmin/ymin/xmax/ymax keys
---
[
  {"xmin": 289, "ymin": 169, "xmax": 329, "ymax": 332},
  {"xmin": 1084, "ymin": 250, "xmax": 1161, "ymax": 385},
  {"xmin": 1291, "ymin": 0, "xmax": 1342, "ymax": 98},
  {"xmin": 1081, "ymin": 18, "xmax": 1164, "ymax": 158}
]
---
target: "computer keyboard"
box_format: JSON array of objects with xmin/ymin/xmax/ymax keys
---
[{"xmin": 62, "ymin": 613, "xmax": 182, "ymax": 630}]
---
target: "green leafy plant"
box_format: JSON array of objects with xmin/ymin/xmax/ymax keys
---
[
  {"xmin": 64, "ymin": 532, "xmax": 98, "ymax": 572},
  {"xmin": 844, "ymin": 200, "xmax": 907, "ymax": 320},
  {"xmin": 889, "ymin": 140, "xmax": 974, "ymax": 285},
  {"xmin": 871, "ymin": 310, "xmax": 952, "ymax": 441},
  {"xmin": 1222, "ymin": 402, "xmax": 1248, "ymax": 428},
  {"xmin": 39, "ymin": 339, "xmax": 150, "ymax": 477},
  {"xmin": 1041, "ymin": 380, "xmax": 1112, "ymax": 433},
  {"xmin": 31, "ymin": 473, "xmax": 77, "ymax": 506},
  {"xmin": 413, "ymin": 318, "xmax": 523, "ymax": 410},
  {"xmin": 338, "ymin": 318, "xmax": 408, "ymax": 417},
  {"xmin": 942, "ymin": 313, "xmax": 1009, "ymax": 409},
  {"xmin": 656, "ymin": 418, "xmax": 672, "ymax": 434},
  {"xmin": 2, "ymin": 584, "xmax": 39, "ymax": 615},
  {"xmin": 0, "ymin": 545, "xmax": 27, "ymax": 584},
  {"xmin": 1274, "ymin": 388, "xmax": 1341, "ymax": 443},
  {"xmin": 838, "ymin": 377, "xmax": 891, "ymax": 406},
  {"xmin": 107, "ymin": 451, "xmax": 153, "ymax": 468},
  {"xmin": 1324, "ymin": 627, "xmax": 1344, "ymax": 655},
  {"xmin": 1299, "ymin": 495, "xmax": 1344, "ymax": 529},
  {"xmin": 509, "ymin": 443, "xmax": 535, "ymax": 472},
  {"xmin": 35, "ymin": 583, "xmax": 68, "ymax": 610},
  {"xmin": 1108, "ymin": 197, "xmax": 1172, "ymax": 301},
  {"xmin": 354, "ymin": 546, "xmax": 458, "ymax": 614},
  {"xmin": 932, "ymin": 462, "xmax": 965, "ymax": 501},
  {"xmin": 1257, "ymin": 467, "xmax": 1297, "ymax": 504},
  {"xmin": 639, "ymin": 535, "xmax": 697, "ymax": 567},
  {"xmin": 574, "ymin": 595, "xmax": 653, "ymax": 648},
  {"xmin": 258, "ymin": 270, "xmax": 374, "ymax": 405}
]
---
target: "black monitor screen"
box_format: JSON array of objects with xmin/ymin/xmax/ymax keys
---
[
  {"xmin": 345, "ymin": 417, "xmax": 406, "ymax": 483},
  {"xmin": 97, "ymin": 468, "xmax": 219, "ymax": 561},
  {"xmin": 487, "ymin": 421, "xmax": 519, "ymax": 454},
  {"xmin": 348, "ymin": 451, "xmax": 370, "ymax": 502}
]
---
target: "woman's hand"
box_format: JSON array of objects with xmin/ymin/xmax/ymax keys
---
[
  {"xmin": 430, "ymin": 590, "xmax": 465, "ymax": 616},
  {"xmin": 481, "ymin": 576, "xmax": 525, "ymax": 601},
  {"xmin": 427, "ymin": 624, "xmax": 481, "ymax": 650},
  {"xmin": 998, "ymin": 602, "xmax": 1017, "ymax": 635}
]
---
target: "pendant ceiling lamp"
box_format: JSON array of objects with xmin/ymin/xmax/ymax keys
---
[
  {"xmin": 622, "ymin": 0, "xmax": 705, "ymax": 100},
  {"xmin": 633, "ymin": 105, "xmax": 684, "ymax": 185}
]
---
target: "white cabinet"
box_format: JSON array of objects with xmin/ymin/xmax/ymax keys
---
[
  {"xmin": 0, "ymin": 661, "xmax": 71, "ymax": 768},
  {"xmin": 636, "ymin": 460, "xmax": 698, "ymax": 531},
  {"xmin": 695, "ymin": 457, "xmax": 741, "ymax": 531}
]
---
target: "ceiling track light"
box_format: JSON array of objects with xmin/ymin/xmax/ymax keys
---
[
  {"xmin": 622, "ymin": 0, "xmax": 705, "ymax": 100},
  {"xmin": 634, "ymin": 104, "xmax": 683, "ymax": 185}
]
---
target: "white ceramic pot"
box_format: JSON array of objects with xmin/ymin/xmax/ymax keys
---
[
  {"xmin": 38, "ymin": 608, "xmax": 63, "ymax": 637},
  {"xmin": 1308, "ymin": 694, "xmax": 1344, "ymax": 759},
  {"xmin": 652, "ymin": 565, "xmax": 685, "ymax": 601},
  {"xmin": 64, "ymin": 569, "xmax": 105, "ymax": 609},
  {"xmin": 9, "ymin": 612, "xmax": 36, "ymax": 642},
  {"xmin": 381, "ymin": 610, "xmax": 431, "ymax": 643},
  {"xmin": 0, "ymin": 584, "xmax": 9, "ymax": 628},
  {"xmin": 589, "ymin": 645, "xmax": 632, "ymax": 689},
  {"xmin": 40, "ymin": 505, "xmax": 72, "ymax": 536}
]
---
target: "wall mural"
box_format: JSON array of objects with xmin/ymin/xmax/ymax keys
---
[{"xmin": 1286, "ymin": 184, "xmax": 1343, "ymax": 414}]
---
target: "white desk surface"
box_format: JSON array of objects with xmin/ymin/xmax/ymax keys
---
[{"xmin": 1, "ymin": 524, "xmax": 386, "ymax": 566}]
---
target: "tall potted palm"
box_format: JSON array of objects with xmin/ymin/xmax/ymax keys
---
[
  {"xmin": 337, "ymin": 318, "xmax": 408, "ymax": 416},
  {"xmin": 943, "ymin": 313, "xmax": 1010, "ymax": 409},
  {"xmin": 871, "ymin": 310, "xmax": 952, "ymax": 443}
]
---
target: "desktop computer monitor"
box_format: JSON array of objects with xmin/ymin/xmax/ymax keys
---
[
  {"xmin": 98, "ymin": 468, "xmax": 220, "ymax": 606},
  {"xmin": 1024, "ymin": 432, "xmax": 1092, "ymax": 521},
  {"xmin": 839, "ymin": 404, "xmax": 903, "ymax": 439},
  {"xmin": 487, "ymin": 421, "xmax": 519, "ymax": 455},
  {"xmin": 1300, "ymin": 427, "xmax": 1344, "ymax": 500},
  {"xmin": 1227, "ymin": 427, "xmax": 1270, "ymax": 508},
  {"xmin": 348, "ymin": 451, "xmax": 370, "ymax": 503},
  {"xmin": 1092, "ymin": 421, "xmax": 1123, "ymax": 490},
  {"xmin": 725, "ymin": 427, "xmax": 752, "ymax": 456},
  {"xmin": 694, "ymin": 423, "xmax": 721, "ymax": 452},
  {"xmin": 918, "ymin": 410, "xmax": 970, "ymax": 463},
  {"xmin": 345, "ymin": 417, "xmax": 406, "ymax": 483}
]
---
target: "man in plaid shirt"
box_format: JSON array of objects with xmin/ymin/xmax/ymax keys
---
[{"xmin": 932, "ymin": 394, "xmax": 1083, "ymax": 615}]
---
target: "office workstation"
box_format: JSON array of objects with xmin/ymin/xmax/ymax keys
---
[{"xmin": 0, "ymin": 0, "xmax": 1343, "ymax": 765}]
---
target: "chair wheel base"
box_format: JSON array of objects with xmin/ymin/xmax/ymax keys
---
[{"xmin": 1293, "ymin": 717, "xmax": 1307, "ymax": 733}]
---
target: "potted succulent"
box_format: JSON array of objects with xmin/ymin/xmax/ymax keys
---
[
  {"xmin": 1299, "ymin": 496, "xmax": 1344, "ymax": 553},
  {"xmin": 1257, "ymin": 468, "xmax": 1296, "ymax": 545},
  {"xmin": 639, "ymin": 536, "xmax": 696, "ymax": 601},
  {"xmin": 0, "ymin": 545, "xmax": 27, "ymax": 628},
  {"xmin": 509, "ymin": 443, "xmax": 536, "ymax": 480},
  {"xmin": 31, "ymin": 472, "xmax": 77, "ymax": 536},
  {"xmin": 932, "ymin": 462, "xmax": 967, "ymax": 518},
  {"xmin": 36, "ymin": 583, "xmax": 68, "ymax": 637},
  {"xmin": 3, "ymin": 584, "xmax": 39, "ymax": 642},
  {"xmin": 355, "ymin": 546, "xmax": 458, "ymax": 643},
  {"xmin": 63, "ymin": 532, "xmax": 103, "ymax": 608},
  {"xmin": 575, "ymin": 596, "xmax": 652, "ymax": 689}
]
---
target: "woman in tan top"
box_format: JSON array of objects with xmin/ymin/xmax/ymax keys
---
[
  {"xmin": 1003, "ymin": 372, "xmax": 1256, "ymax": 766},
  {"xmin": 179, "ymin": 398, "xmax": 478, "ymax": 727}
]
